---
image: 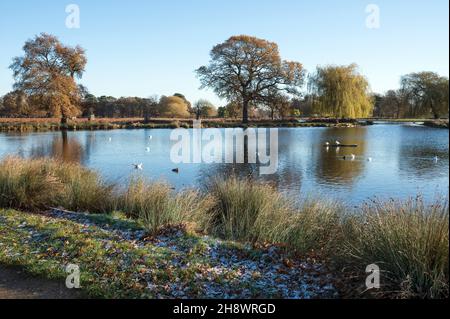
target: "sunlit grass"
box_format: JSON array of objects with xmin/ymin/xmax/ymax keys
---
[
  {"xmin": 118, "ymin": 178, "xmax": 212, "ymax": 234},
  {"xmin": 0, "ymin": 157, "xmax": 113, "ymax": 213}
]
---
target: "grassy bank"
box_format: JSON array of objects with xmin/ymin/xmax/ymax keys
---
[
  {"xmin": 0, "ymin": 117, "xmax": 371, "ymax": 132},
  {"xmin": 0, "ymin": 157, "xmax": 448, "ymax": 298}
]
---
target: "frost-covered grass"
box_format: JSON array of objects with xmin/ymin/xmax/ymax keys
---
[{"xmin": 0, "ymin": 209, "xmax": 335, "ymax": 299}]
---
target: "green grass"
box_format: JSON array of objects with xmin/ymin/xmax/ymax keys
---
[
  {"xmin": 0, "ymin": 157, "xmax": 448, "ymax": 298},
  {"xmin": 0, "ymin": 209, "xmax": 254, "ymax": 298}
]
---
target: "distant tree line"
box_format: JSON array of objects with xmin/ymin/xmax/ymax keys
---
[
  {"xmin": 0, "ymin": 33, "xmax": 448, "ymax": 121},
  {"xmin": 372, "ymin": 72, "xmax": 449, "ymax": 119}
]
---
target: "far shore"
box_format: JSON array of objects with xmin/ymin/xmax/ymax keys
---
[{"xmin": 0, "ymin": 117, "xmax": 448, "ymax": 132}]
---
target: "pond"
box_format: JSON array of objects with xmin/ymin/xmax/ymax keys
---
[{"xmin": 0, "ymin": 124, "xmax": 448, "ymax": 204}]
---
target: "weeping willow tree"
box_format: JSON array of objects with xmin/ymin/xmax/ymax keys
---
[{"xmin": 308, "ymin": 64, "xmax": 374, "ymax": 119}]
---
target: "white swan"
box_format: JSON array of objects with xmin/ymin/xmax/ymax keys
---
[
  {"xmin": 146, "ymin": 147, "xmax": 151, "ymax": 152},
  {"xmin": 367, "ymin": 157, "xmax": 373, "ymax": 162},
  {"xmin": 335, "ymin": 140, "xmax": 341, "ymax": 145},
  {"xmin": 350, "ymin": 154, "xmax": 356, "ymax": 160},
  {"xmin": 325, "ymin": 142, "xmax": 330, "ymax": 146},
  {"xmin": 434, "ymin": 156, "xmax": 439, "ymax": 162}
]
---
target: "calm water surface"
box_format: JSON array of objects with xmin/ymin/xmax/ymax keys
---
[{"xmin": 0, "ymin": 124, "xmax": 448, "ymax": 204}]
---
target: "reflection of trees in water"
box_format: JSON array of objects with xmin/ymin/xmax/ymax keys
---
[
  {"xmin": 314, "ymin": 127, "xmax": 368, "ymax": 185},
  {"xmin": 29, "ymin": 131, "xmax": 84, "ymax": 163},
  {"xmin": 195, "ymin": 129, "xmax": 303, "ymax": 192},
  {"xmin": 83, "ymin": 131, "xmax": 96, "ymax": 163}
]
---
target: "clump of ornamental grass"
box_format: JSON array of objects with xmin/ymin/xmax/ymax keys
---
[
  {"xmin": 204, "ymin": 177, "xmax": 293, "ymax": 242},
  {"xmin": 278, "ymin": 198, "xmax": 343, "ymax": 255},
  {"xmin": 0, "ymin": 157, "xmax": 65, "ymax": 210},
  {"xmin": 51, "ymin": 161, "xmax": 115, "ymax": 214},
  {"xmin": 119, "ymin": 178, "xmax": 212, "ymax": 235},
  {"xmin": 204, "ymin": 177, "xmax": 343, "ymax": 254},
  {"xmin": 0, "ymin": 157, "xmax": 114, "ymax": 213},
  {"xmin": 340, "ymin": 197, "xmax": 449, "ymax": 298}
]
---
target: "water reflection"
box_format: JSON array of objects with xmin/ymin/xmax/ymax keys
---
[
  {"xmin": 0, "ymin": 125, "xmax": 448, "ymax": 204},
  {"xmin": 314, "ymin": 128, "xmax": 368, "ymax": 185},
  {"xmin": 29, "ymin": 131, "xmax": 84, "ymax": 163}
]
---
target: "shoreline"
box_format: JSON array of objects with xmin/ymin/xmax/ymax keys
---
[{"xmin": 1, "ymin": 117, "xmax": 447, "ymax": 133}]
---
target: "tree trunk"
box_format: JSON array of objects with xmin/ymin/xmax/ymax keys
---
[
  {"xmin": 242, "ymin": 100, "xmax": 249, "ymax": 124},
  {"xmin": 431, "ymin": 100, "xmax": 439, "ymax": 119},
  {"xmin": 61, "ymin": 117, "xmax": 68, "ymax": 125}
]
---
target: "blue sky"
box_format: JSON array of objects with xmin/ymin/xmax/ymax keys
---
[{"xmin": 0, "ymin": 0, "xmax": 448, "ymax": 106}]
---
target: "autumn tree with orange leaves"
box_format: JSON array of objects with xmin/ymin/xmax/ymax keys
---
[
  {"xmin": 196, "ymin": 35, "xmax": 305, "ymax": 124},
  {"xmin": 10, "ymin": 33, "xmax": 87, "ymax": 123}
]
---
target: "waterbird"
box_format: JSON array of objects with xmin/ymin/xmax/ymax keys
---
[
  {"xmin": 434, "ymin": 156, "xmax": 439, "ymax": 162},
  {"xmin": 367, "ymin": 157, "xmax": 373, "ymax": 162},
  {"xmin": 108, "ymin": 137, "xmax": 112, "ymax": 142},
  {"xmin": 172, "ymin": 168, "xmax": 179, "ymax": 173},
  {"xmin": 146, "ymin": 147, "xmax": 151, "ymax": 152},
  {"xmin": 149, "ymin": 136, "xmax": 153, "ymax": 140},
  {"xmin": 132, "ymin": 163, "xmax": 143, "ymax": 170},
  {"xmin": 325, "ymin": 142, "xmax": 330, "ymax": 146},
  {"xmin": 335, "ymin": 140, "xmax": 341, "ymax": 145},
  {"xmin": 350, "ymin": 154, "xmax": 356, "ymax": 161}
]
